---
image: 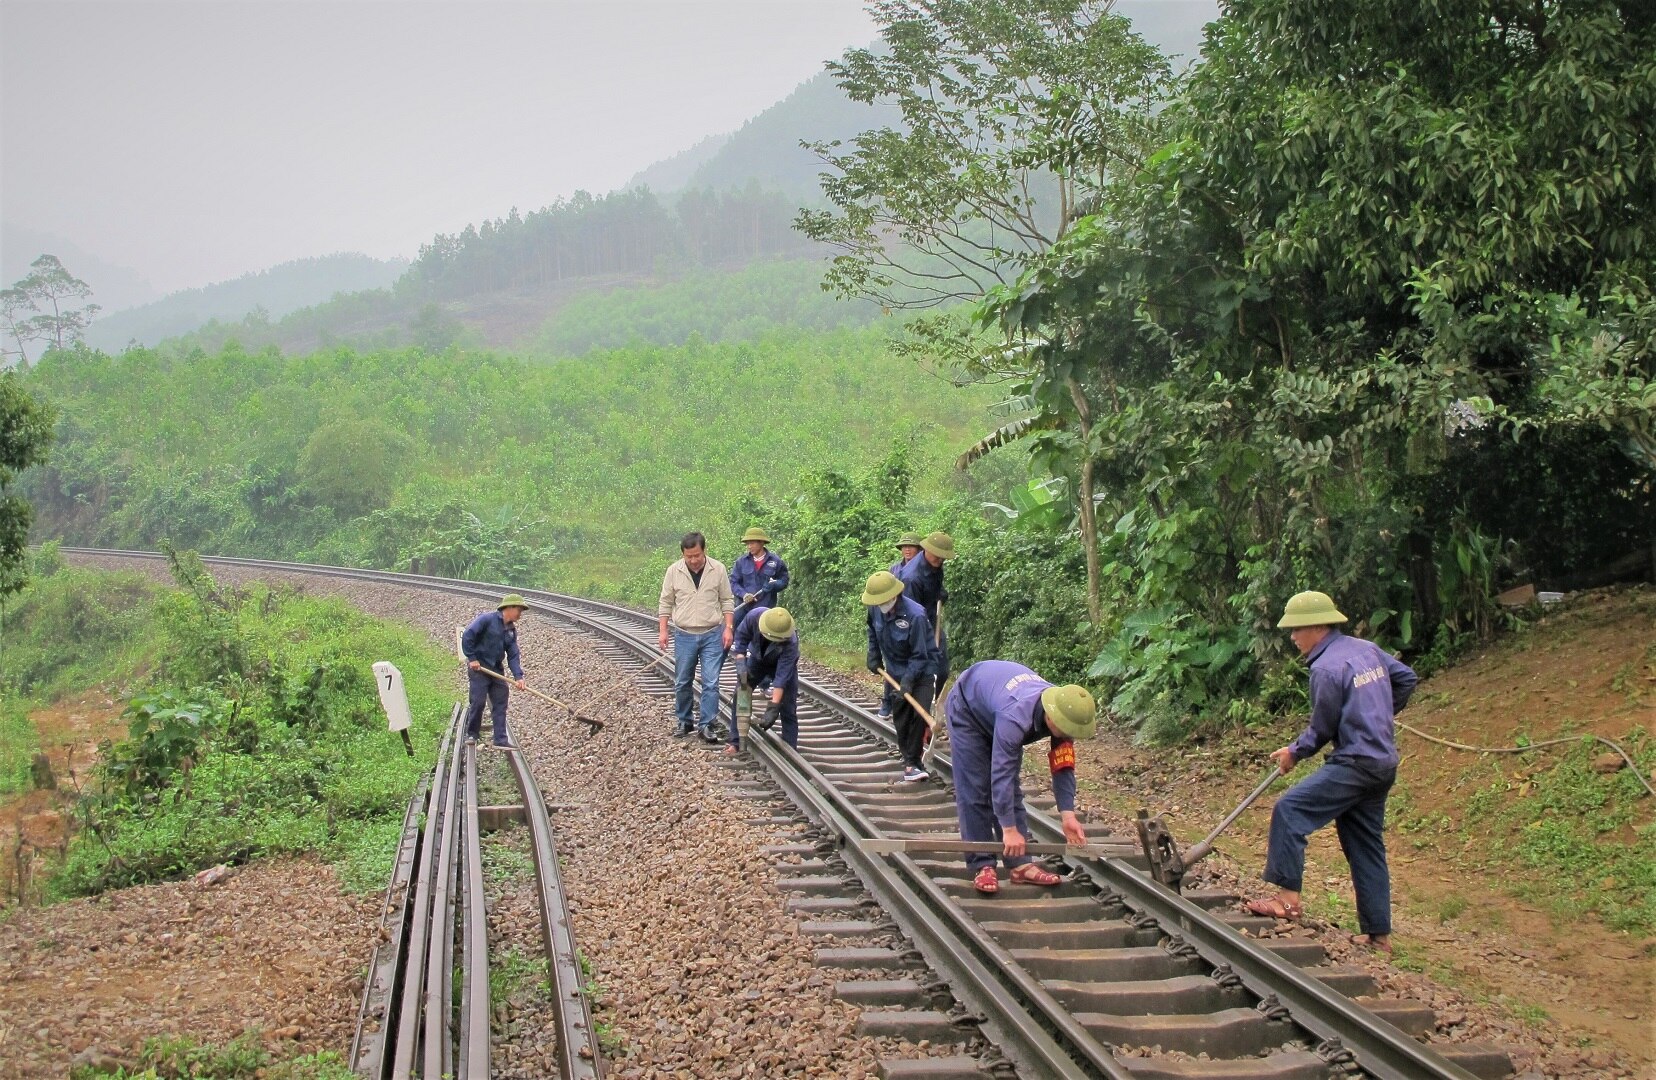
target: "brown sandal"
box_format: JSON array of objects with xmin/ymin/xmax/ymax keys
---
[
  {"xmin": 1244, "ymin": 896, "xmax": 1304, "ymax": 920},
  {"xmin": 1009, "ymin": 863, "xmax": 1062, "ymax": 886}
]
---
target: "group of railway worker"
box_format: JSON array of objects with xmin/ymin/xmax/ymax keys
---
[{"xmin": 465, "ymin": 531, "xmax": 1415, "ymax": 942}]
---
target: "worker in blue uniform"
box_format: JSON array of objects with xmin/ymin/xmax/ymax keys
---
[
  {"xmin": 728, "ymin": 526, "xmax": 789, "ymax": 631},
  {"xmin": 878, "ymin": 533, "xmax": 927, "ymax": 718},
  {"xmin": 943, "ymin": 660, "xmax": 1096, "ymax": 895},
  {"xmin": 460, "ymin": 594, "xmax": 529, "ymax": 748},
  {"xmin": 1246, "ymin": 590, "xmax": 1418, "ymax": 954},
  {"xmin": 896, "ymin": 531, "xmax": 954, "ymax": 704},
  {"xmin": 861, "ymin": 570, "xmax": 937, "ymax": 782},
  {"xmin": 726, "ymin": 606, "xmax": 800, "ymax": 754}
]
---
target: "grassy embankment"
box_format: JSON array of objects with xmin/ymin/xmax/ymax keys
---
[{"xmin": 1, "ymin": 548, "xmax": 455, "ymax": 904}]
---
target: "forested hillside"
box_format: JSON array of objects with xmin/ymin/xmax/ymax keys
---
[
  {"xmin": 83, "ymin": 253, "xmax": 407, "ymax": 351},
  {"xmin": 19, "ymin": 326, "xmax": 995, "ymax": 589},
  {"xmin": 171, "ymin": 186, "xmax": 823, "ymax": 353}
]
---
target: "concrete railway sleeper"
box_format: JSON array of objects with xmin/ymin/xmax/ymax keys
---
[{"xmin": 66, "ymin": 551, "xmax": 1513, "ymax": 1080}]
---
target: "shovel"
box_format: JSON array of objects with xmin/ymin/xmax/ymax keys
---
[
  {"xmin": 1137, "ymin": 768, "xmax": 1278, "ymax": 890},
  {"xmin": 877, "ymin": 667, "xmax": 945, "ymax": 767},
  {"xmin": 474, "ymin": 665, "xmax": 604, "ymax": 736}
]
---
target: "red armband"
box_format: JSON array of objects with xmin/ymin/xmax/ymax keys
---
[{"xmin": 1048, "ymin": 739, "xmax": 1075, "ymax": 774}]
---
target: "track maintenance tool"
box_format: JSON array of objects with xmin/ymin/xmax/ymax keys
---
[
  {"xmin": 877, "ymin": 666, "xmax": 946, "ymax": 767},
  {"xmin": 1137, "ymin": 768, "xmax": 1280, "ymax": 891}
]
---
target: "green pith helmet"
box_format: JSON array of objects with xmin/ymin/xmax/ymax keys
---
[
  {"xmin": 895, "ymin": 532, "xmax": 924, "ymax": 549},
  {"xmin": 759, "ymin": 607, "xmax": 795, "ymax": 642},
  {"xmin": 1276, "ymin": 590, "xmax": 1348, "ymax": 629},
  {"xmin": 497, "ymin": 593, "xmax": 529, "ymax": 611},
  {"xmin": 920, "ymin": 531, "xmax": 956, "ymax": 560},
  {"xmin": 742, "ymin": 526, "xmax": 771, "ymax": 544},
  {"xmin": 860, "ymin": 570, "xmax": 906, "ymax": 606},
  {"xmin": 1040, "ymin": 684, "xmax": 1098, "ymax": 740}
]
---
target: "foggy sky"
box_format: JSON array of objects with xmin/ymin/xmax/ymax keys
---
[{"xmin": 1, "ymin": 0, "xmax": 879, "ymax": 296}]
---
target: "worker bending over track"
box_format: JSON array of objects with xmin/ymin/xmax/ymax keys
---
[
  {"xmin": 1247, "ymin": 590, "xmax": 1417, "ymax": 953},
  {"xmin": 461, "ymin": 594, "xmax": 529, "ymax": 748},
  {"xmin": 861, "ymin": 570, "xmax": 938, "ymax": 782},
  {"xmin": 726, "ymin": 606, "xmax": 800, "ymax": 754},
  {"xmin": 944, "ymin": 660, "xmax": 1096, "ymax": 895}
]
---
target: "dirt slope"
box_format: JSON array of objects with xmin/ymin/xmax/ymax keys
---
[{"xmin": 1072, "ymin": 585, "xmax": 1655, "ymax": 1073}]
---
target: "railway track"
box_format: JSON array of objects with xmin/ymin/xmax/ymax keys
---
[
  {"xmin": 67, "ymin": 550, "xmax": 1514, "ymax": 1080},
  {"xmin": 347, "ymin": 701, "xmax": 604, "ymax": 1080}
]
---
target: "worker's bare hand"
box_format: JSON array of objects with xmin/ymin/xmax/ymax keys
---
[
  {"xmin": 722, "ymin": 627, "xmax": 733, "ymax": 649},
  {"xmin": 1270, "ymin": 746, "xmax": 1295, "ymax": 775},
  {"xmin": 1060, "ymin": 811, "xmax": 1086, "ymax": 846},
  {"xmin": 1002, "ymin": 826, "xmax": 1026, "ymax": 859},
  {"xmin": 514, "ymin": 679, "xmax": 526, "ymax": 691},
  {"xmin": 468, "ymin": 660, "xmax": 481, "ymax": 671},
  {"xmin": 658, "ymin": 633, "xmax": 670, "ymax": 652}
]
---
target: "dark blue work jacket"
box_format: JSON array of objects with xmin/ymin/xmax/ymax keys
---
[
  {"xmin": 1290, "ymin": 631, "xmax": 1417, "ymax": 769},
  {"xmin": 729, "ymin": 552, "xmax": 789, "ymax": 607},
  {"xmin": 895, "ymin": 555, "xmax": 946, "ymax": 627},
  {"xmin": 946, "ymin": 660, "xmax": 1078, "ymax": 824},
  {"xmin": 865, "ymin": 596, "xmax": 936, "ymax": 683},
  {"xmin": 731, "ymin": 606, "xmax": 799, "ymax": 689},
  {"xmin": 461, "ymin": 610, "xmax": 522, "ymax": 679}
]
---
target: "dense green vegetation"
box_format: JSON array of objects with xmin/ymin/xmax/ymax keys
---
[
  {"xmin": 19, "ymin": 325, "xmax": 994, "ymax": 579},
  {"xmin": 4, "ymin": 548, "xmax": 452, "ymax": 898},
  {"xmin": 535, "ymin": 259, "xmax": 882, "ymax": 354},
  {"xmin": 800, "ymin": 0, "xmax": 1654, "ymax": 740}
]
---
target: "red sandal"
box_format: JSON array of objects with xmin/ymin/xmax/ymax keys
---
[
  {"xmin": 973, "ymin": 866, "xmax": 999, "ymax": 894},
  {"xmin": 1009, "ymin": 863, "xmax": 1062, "ymax": 886},
  {"xmin": 1244, "ymin": 896, "xmax": 1304, "ymax": 920}
]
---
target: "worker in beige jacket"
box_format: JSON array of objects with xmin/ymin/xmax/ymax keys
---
[{"xmin": 658, "ymin": 531, "xmax": 735, "ymax": 742}]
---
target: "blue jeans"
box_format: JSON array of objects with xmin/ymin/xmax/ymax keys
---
[
  {"xmin": 465, "ymin": 670, "xmax": 509, "ymax": 743},
  {"xmin": 673, "ymin": 626, "xmax": 725, "ymax": 732},
  {"xmin": 1264, "ymin": 757, "xmax": 1396, "ymax": 936}
]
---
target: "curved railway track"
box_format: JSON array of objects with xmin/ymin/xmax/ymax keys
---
[{"xmin": 67, "ymin": 550, "xmax": 1514, "ymax": 1080}]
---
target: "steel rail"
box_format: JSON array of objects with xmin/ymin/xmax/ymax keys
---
[
  {"xmin": 390, "ymin": 708, "xmax": 460, "ymax": 1080},
  {"xmin": 504, "ymin": 737, "xmax": 607, "ymax": 1079},
  {"xmin": 349, "ymin": 766, "xmax": 432, "ymax": 1077},
  {"xmin": 66, "ymin": 549, "xmax": 1480, "ymax": 1080},
  {"xmin": 458, "ymin": 745, "xmax": 491, "ymax": 1078},
  {"xmin": 422, "ymin": 711, "xmax": 464, "ymax": 1080}
]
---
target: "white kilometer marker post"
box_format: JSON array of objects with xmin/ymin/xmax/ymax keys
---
[{"xmin": 373, "ymin": 660, "xmax": 416, "ymax": 756}]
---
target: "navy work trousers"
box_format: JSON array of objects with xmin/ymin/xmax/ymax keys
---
[
  {"xmin": 944, "ymin": 704, "xmax": 1032, "ymax": 875},
  {"xmin": 465, "ymin": 669, "xmax": 509, "ymax": 743},
  {"xmin": 1264, "ymin": 757, "xmax": 1396, "ymax": 936}
]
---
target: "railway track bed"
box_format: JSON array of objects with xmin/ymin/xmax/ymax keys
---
[{"xmin": 61, "ymin": 551, "xmax": 1525, "ymax": 1079}]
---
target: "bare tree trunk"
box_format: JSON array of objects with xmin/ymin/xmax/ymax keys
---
[{"xmin": 1067, "ymin": 375, "xmax": 1101, "ymax": 626}]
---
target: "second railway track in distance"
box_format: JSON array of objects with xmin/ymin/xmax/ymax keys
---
[{"xmin": 65, "ymin": 550, "xmax": 1517, "ymax": 1080}]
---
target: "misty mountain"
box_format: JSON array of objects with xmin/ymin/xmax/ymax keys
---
[
  {"xmin": 83, "ymin": 253, "xmax": 408, "ymax": 351},
  {"xmin": 625, "ymin": 133, "xmax": 733, "ymax": 193},
  {"xmin": 632, "ymin": 1, "xmax": 1215, "ymax": 198},
  {"xmin": 1, "ymin": 222, "xmax": 158, "ymax": 314}
]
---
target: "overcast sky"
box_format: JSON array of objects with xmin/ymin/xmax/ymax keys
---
[{"xmin": 1, "ymin": 0, "xmax": 879, "ymax": 295}]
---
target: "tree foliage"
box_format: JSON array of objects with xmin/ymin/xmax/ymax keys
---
[
  {"xmin": 2, "ymin": 255, "xmax": 101, "ymax": 361},
  {"xmin": 812, "ymin": 0, "xmax": 1653, "ymax": 741},
  {"xmin": 0, "ymin": 372, "xmax": 55, "ymax": 597}
]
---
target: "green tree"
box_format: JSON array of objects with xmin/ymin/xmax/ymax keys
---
[
  {"xmin": 798, "ymin": 0, "xmax": 1173, "ymax": 622},
  {"xmin": 297, "ymin": 417, "xmax": 412, "ymax": 519},
  {"xmin": 978, "ymin": 0, "xmax": 1654, "ymax": 737},
  {"xmin": 10, "ymin": 255, "xmax": 101, "ymax": 353},
  {"xmin": 0, "ymin": 372, "xmax": 56, "ymax": 597}
]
